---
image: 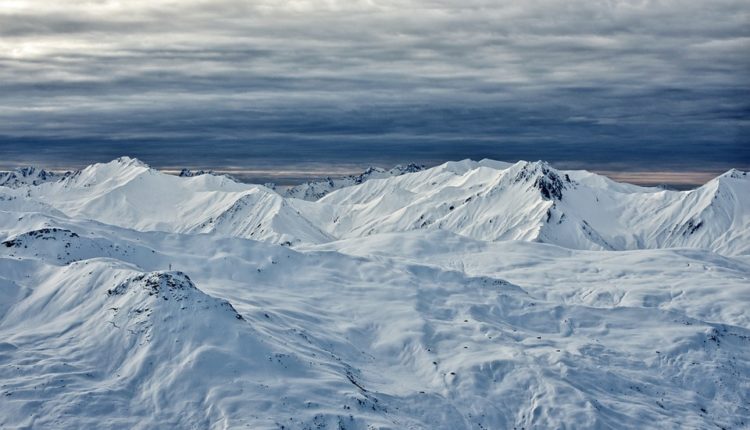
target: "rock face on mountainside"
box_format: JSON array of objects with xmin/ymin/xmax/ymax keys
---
[
  {"xmin": 511, "ymin": 160, "xmax": 570, "ymax": 200},
  {"xmin": 106, "ymin": 271, "xmax": 244, "ymax": 321},
  {"xmin": 177, "ymin": 168, "xmax": 240, "ymax": 182},
  {"xmin": 177, "ymin": 168, "xmax": 215, "ymax": 177},
  {"xmin": 0, "ymin": 166, "xmax": 74, "ymax": 188},
  {"xmin": 282, "ymin": 162, "xmax": 426, "ymax": 201}
]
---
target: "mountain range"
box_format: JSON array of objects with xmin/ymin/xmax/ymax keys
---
[{"xmin": 0, "ymin": 157, "xmax": 748, "ymax": 429}]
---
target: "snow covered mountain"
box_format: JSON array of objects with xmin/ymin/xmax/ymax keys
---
[
  {"xmin": 314, "ymin": 160, "xmax": 749, "ymax": 255},
  {"xmin": 281, "ymin": 163, "xmax": 425, "ymax": 201},
  {"xmin": 20, "ymin": 157, "xmax": 328, "ymax": 245},
  {"xmin": 1, "ymin": 157, "xmax": 748, "ymax": 429},
  {"xmin": 12, "ymin": 156, "xmax": 749, "ymax": 255},
  {"xmin": 0, "ymin": 166, "xmax": 73, "ymax": 188}
]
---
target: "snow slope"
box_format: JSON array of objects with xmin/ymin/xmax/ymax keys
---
[
  {"xmin": 1, "ymin": 221, "xmax": 748, "ymax": 429},
  {"xmin": 307, "ymin": 229, "xmax": 750, "ymax": 328},
  {"xmin": 1, "ymin": 157, "xmax": 749, "ymax": 429}
]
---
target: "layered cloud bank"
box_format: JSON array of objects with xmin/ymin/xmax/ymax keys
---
[{"xmin": 1, "ymin": 0, "xmax": 748, "ymax": 169}]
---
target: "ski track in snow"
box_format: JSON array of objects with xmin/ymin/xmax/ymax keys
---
[{"xmin": 0, "ymin": 157, "xmax": 748, "ymax": 429}]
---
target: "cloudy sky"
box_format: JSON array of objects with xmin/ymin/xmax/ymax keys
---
[{"xmin": 0, "ymin": 0, "xmax": 748, "ymax": 179}]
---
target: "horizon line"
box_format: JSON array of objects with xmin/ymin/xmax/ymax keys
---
[{"xmin": 0, "ymin": 159, "xmax": 745, "ymax": 188}]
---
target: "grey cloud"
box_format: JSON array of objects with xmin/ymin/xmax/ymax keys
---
[{"xmin": 0, "ymin": 0, "xmax": 748, "ymax": 174}]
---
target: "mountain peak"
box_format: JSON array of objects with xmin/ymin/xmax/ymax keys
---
[
  {"xmin": 2, "ymin": 228, "xmax": 80, "ymax": 249},
  {"xmin": 391, "ymin": 162, "xmax": 425, "ymax": 174},
  {"xmin": 113, "ymin": 156, "xmax": 149, "ymax": 168},
  {"xmin": 718, "ymin": 168, "xmax": 748, "ymax": 180},
  {"xmin": 510, "ymin": 160, "xmax": 571, "ymax": 200},
  {"xmin": 106, "ymin": 271, "xmax": 245, "ymax": 320},
  {"xmin": 0, "ymin": 166, "xmax": 71, "ymax": 188},
  {"xmin": 108, "ymin": 271, "xmax": 196, "ymax": 296},
  {"xmin": 284, "ymin": 162, "xmax": 426, "ymax": 201},
  {"xmin": 178, "ymin": 168, "xmax": 212, "ymax": 177}
]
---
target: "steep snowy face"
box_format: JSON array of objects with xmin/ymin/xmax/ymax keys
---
[
  {"xmin": 61, "ymin": 156, "xmax": 151, "ymax": 189},
  {"xmin": 317, "ymin": 160, "xmax": 576, "ymax": 243},
  {"xmin": 18, "ymin": 158, "xmax": 329, "ymax": 245},
  {"xmin": 541, "ymin": 167, "xmax": 750, "ymax": 253},
  {"xmin": 192, "ymin": 189, "xmax": 333, "ymax": 245},
  {"xmin": 663, "ymin": 170, "xmax": 750, "ymax": 254}
]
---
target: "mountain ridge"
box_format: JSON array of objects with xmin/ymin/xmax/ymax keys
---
[{"xmin": 3, "ymin": 157, "xmax": 748, "ymax": 254}]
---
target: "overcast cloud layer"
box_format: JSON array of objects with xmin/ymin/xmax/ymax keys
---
[{"xmin": 0, "ymin": 0, "xmax": 748, "ymax": 173}]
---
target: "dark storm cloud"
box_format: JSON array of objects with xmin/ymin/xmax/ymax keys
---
[{"xmin": 0, "ymin": 0, "xmax": 748, "ymax": 174}]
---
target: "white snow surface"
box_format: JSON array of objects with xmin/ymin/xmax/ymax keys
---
[{"xmin": 0, "ymin": 157, "xmax": 748, "ymax": 429}]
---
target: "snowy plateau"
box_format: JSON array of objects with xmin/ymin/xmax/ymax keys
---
[{"xmin": 0, "ymin": 156, "xmax": 749, "ymax": 429}]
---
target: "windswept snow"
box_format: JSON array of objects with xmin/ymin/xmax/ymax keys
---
[{"xmin": 0, "ymin": 157, "xmax": 748, "ymax": 429}]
